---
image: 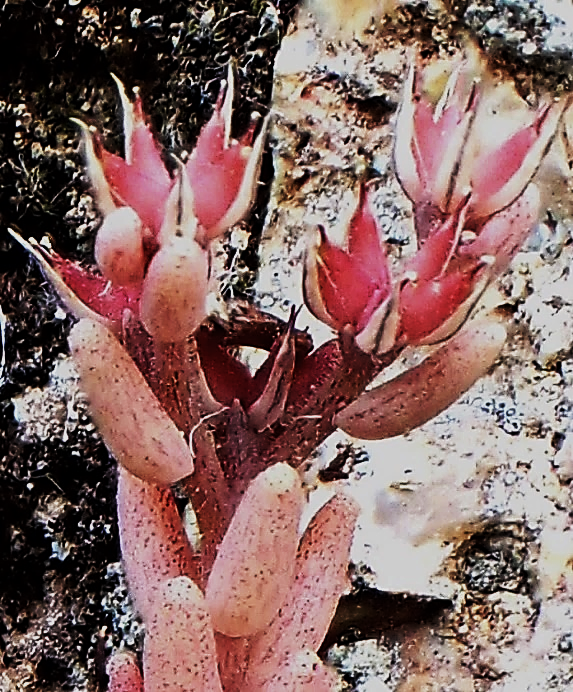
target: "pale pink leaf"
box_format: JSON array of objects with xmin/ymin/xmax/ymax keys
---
[
  {"xmin": 206, "ymin": 463, "xmax": 304, "ymax": 638},
  {"xmin": 106, "ymin": 650, "xmax": 143, "ymax": 692},
  {"xmin": 335, "ymin": 318, "xmax": 506, "ymax": 439},
  {"xmin": 117, "ymin": 467, "xmax": 199, "ymax": 623},
  {"xmin": 69, "ymin": 319, "xmax": 194, "ymax": 484},
  {"xmin": 143, "ymin": 577, "xmax": 222, "ymax": 692},
  {"xmin": 246, "ymin": 493, "xmax": 358, "ymax": 686}
]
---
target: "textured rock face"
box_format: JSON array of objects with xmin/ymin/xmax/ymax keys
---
[{"xmin": 1, "ymin": 1, "xmax": 573, "ymax": 690}]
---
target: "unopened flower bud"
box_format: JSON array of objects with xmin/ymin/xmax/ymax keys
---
[
  {"xmin": 94, "ymin": 206, "xmax": 146, "ymax": 287},
  {"xmin": 140, "ymin": 236, "xmax": 209, "ymax": 342}
]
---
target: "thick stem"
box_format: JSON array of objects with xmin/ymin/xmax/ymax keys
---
[
  {"xmin": 261, "ymin": 340, "xmax": 401, "ymax": 468},
  {"xmin": 137, "ymin": 336, "xmax": 233, "ymax": 579}
]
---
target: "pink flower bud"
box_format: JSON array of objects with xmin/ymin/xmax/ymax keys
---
[
  {"xmin": 139, "ymin": 236, "xmax": 209, "ymax": 342},
  {"xmin": 98, "ymin": 77, "xmax": 172, "ymax": 237},
  {"xmin": 303, "ymin": 185, "xmax": 394, "ymax": 351},
  {"xmin": 94, "ymin": 206, "xmax": 146, "ymax": 287},
  {"xmin": 390, "ymin": 54, "xmax": 567, "ymax": 345},
  {"xmin": 394, "ymin": 55, "xmax": 567, "ymax": 228}
]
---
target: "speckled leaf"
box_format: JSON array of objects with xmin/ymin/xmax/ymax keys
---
[
  {"xmin": 246, "ymin": 493, "xmax": 358, "ymax": 686},
  {"xmin": 117, "ymin": 466, "xmax": 199, "ymax": 623},
  {"xmin": 205, "ymin": 463, "xmax": 304, "ymax": 637},
  {"xmin": 69, "ymin": 318, "xmax": 194, "ymax": 484},
  {"xmin": 335, "ymin": 319, "xmax": 506, "ymax": 439},
  {"xmin": 143, "ymin": 576, "xmax": 222, "ymax": 692},
  {"xmin": 261, "ymin": 650, "xmax": 338, "ymax": 691},
  {"xmin": 106, "ymin": 650, "xmax": 144, "ymax": 692}
]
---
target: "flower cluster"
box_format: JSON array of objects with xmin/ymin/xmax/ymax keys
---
[
  {"xmin": 304, "ymin": 56, "xmax": 566, "ymax": 352},
  {"xmin": 14, "ymin": 66, "xmax": 267, "ymax": 344}
]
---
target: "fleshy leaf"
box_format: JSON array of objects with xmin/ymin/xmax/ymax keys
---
[
  {"xmin": 69, "ymin": 319, "xmax": 194, "ymax": 484},
  {"xmin": 143, "ymin": 577, "xmax": 223, "ymax": 692},
  {"xmin": 117, "ymin": 467, "xmax": 199, "ymax": 622},
  {"xmin": 335, "ymin": 318, "xmax": 506, "ymax": 439},
  {"xmin": 205, "ymin": 463, "xmax": 304, "ymax": 638}
]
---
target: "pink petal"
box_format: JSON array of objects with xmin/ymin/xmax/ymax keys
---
[
  {"xmin": 460, "ymin": 182, "xmax": 540, "ymax": 274},
  {"xmin": 407, "ymin": 196, "xmax": 469, "ymax": 280},
  {"xmin": 316, "ymin": 229, "xmax": 379, "ymax": 329},
  {"xmin": 398, "ymin": 270, "xmax": 475, "ymax": 344},
  {"xmin": 188, "ymin": 131, "xmax": 249, "ymax": 231},
  {"xmin": 393, "ymin": 60, "xmax": 423, "ymax": 203},
  {"xmin": 471, "ymin": 118, "xmax": 539, "ymax": 205},
  {"xmin": 413, "ymin": 99, "xmax": 462, "ymax": 187},
  {"xmin": 469, "ymin": 99, "xmax": 566, "ymax": 220},
  {"xmin": 100, "ymin": 147, "xmax": 172, "ymax": 236},
  {"xmin": 347, "ymin": 185, "xmax": 391, "ymax": 288},
  {"xmin": 49, "ymin": 251, "xmax": 139, "ymax": 322},
  {"xmin": 131, "ymin": 112, "xmax": 171, "ymax": 187},
  {"xmin": 187, "ymin": 69, "xmax": 266, "ymax": 237}
]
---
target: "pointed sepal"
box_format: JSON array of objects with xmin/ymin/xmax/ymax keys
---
[{"xmin": 248, "ymin": 310, "xmax": 297, "ymax": 432}]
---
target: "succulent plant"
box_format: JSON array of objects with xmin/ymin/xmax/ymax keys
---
[{"xmin": 8, "ymin": 51, "xmax": 567, "ymax": 690}]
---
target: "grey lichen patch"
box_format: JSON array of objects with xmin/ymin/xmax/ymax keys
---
[
  {"xmin": 451, "ymin": 524, "xmax": 534, "ymax": 595},
  {"xmin": 328, "ymin": 637, "xmax": 402, "ymax": 691},
  {"xmin": 464, "ymin": 0, "xmax": 573, "ymax": 88},
  {"xmin": 11, "ymin": 355, "xmax": 82, "ymax": 443},
  {"xmin": 100, "ymin": 562, "xmax": 145, "ymax": 652}
]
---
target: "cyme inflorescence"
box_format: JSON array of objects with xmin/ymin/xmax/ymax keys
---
[{"xmin": 9, "ymin": 49, "xmax": 569, "ymax": 690}]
